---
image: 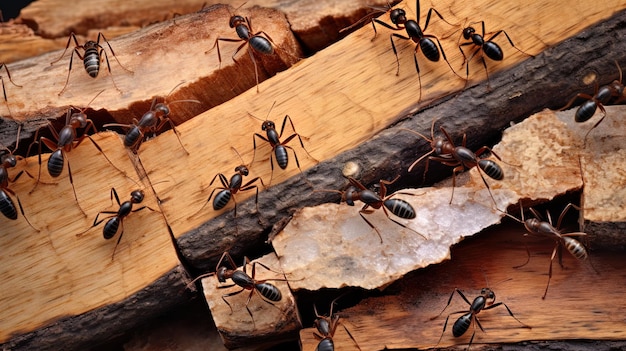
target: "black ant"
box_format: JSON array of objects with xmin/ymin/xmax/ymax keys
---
[
  {"xmin": 431, "ymin": 285, "xmax": 530, "ymax": 350},
  {"xmin": 191, "ymin": 251, "xmax": 289, "ymax": 325},
  {"xmin": 321, "ymin": 176, "xmax": 426, "ymax": 243},
  {"xmin": 209, "ymin": 4, "xmax": 276, "ymax": 92},
  {"xmin": 51, "ymin": 32, "xmax": 133, "ymax": 95},
  {"xmin": 458, "ymin": 20, "xmax": 533, "ymax": 89},
  {"xmin": 560, "ymin": 60, "xmax": 625, "ymax": 144},
  {"xmin": 502, "ymin": 202, "xmax": 590, "ymax": 299},
  {"xmin": 77, "ymin": 188, "xmax": 152, "ymax": 260},
  {"xmin": 250, "ymin": 102, "xmax": 316, "ymax": 185},
  {"xmin": 0, "ymin": 127, "xmax": 38, "ymax": 231},
  {"xmin": 313, "ymin": 294, "xmax": 361, "ymax": 351},
  {"xmin": 372, "ymin": 0, "xmax": 462, "ymax": 101},
  {"xmin": 401, "ymin": 120, "xmax": 504, "ymax": 206},
  {"xmin": 28, "ymin": 91, "xmax": 127, "ymax": 215},
  {"xmin": 0, "ymin": 62, "xmax": 22, "ymax": 115},
  {"xmin": 190, "ymin": 147, "xmax": 265, "ymax": 219},
  {"xmin": 104, "ymin": 83, "xmax": 200, "ymax": 154}
]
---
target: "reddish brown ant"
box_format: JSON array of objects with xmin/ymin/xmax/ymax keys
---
[{"xmin": 401, "ymin": 119, "xmax": 504, "ymax": 206}]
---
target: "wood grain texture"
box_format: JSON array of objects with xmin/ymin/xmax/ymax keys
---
[
  {"xmin": 299, "ymin": 223, "xmax": 626, "ymax": 350},
  {"xmin": 1, "ymin": 0, "xmax": 626, "ymax": 350}
]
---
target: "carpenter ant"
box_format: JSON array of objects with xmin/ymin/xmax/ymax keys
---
[
  {"xmin": 104, "ymin": 83, "xmax": 200, "ymax": 154},
  {"xmin": 0, "ymin": 62, "xmax": 22, "ymax": 115},
  {"xmin": 77, "ymin": 188, "xmax": 152, "ymax": 260},
  {"xmin": 401, "ymin": 120, "xmax": 504, "ymax": 206},
  {"xmin": 208, "ymin": 5, "xmax": 276, "ymax": 92},
  {"xmin": 432, "ymin": 286, "xmax": 530, "ymax": 350},
  {"xmin": 51, "ymin": 32, "xmax": 133, "ymax": 95},
  {"xmin": 458, "ymin": 20, "xmax": 533, "ymax": 88},
  {"xmin": 192, "ymin": 251, "xmax": 289, "ymax": 325},
  {"xmin": 0, "ymin": 127, "xmax": 38, "ymax": 230},
  {"xmin": 190, "ymin": 147, "xmax": 265, "ymax": 219},
  {"xmin": 250, "ymin": 102, "xmax": 316, "ymax": 185},
  {"xmin": 313, "ymin": 294, "xmax": 361, "ymax": 351},
  {"xmin": 372, "ymin": 0, "xmax": 462, "ymax": 101},
  {"xmin": 28, "ymin": 91, "xmax": 127, "ymax": 214},
  {"xmin": 320, "ymin": 176, "xmax": 426, "ymax": 243},
  {"xmin": 560, "ymin": 60, "xmax": 625, "ymax": 144},
  {"xmin": 503, "ymin": 202, "xmax": 590, "ymax": 299}
]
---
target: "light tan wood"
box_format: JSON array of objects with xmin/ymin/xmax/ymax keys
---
[
  {"xmin": 1, "ymin": 0, "xmax": 625, "ymax": 346},
  {"xmin": 300, "ymin": 224, "xmax": 624, "ymax": 350}
]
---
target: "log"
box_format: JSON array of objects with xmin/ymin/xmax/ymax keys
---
[{"xmin": 1, "ymin": 0, "xmax": 626, "ymax": 350}]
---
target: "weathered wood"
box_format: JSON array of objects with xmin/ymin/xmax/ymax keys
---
[
  {"xmin": 1, "ymin": 1, "xmax": 626, "ymax": 351},
  {"xmin": 299, "ymin": 222, "xmax": 625, "ymax": 350}
]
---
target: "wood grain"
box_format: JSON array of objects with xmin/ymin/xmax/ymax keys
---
[
  {"xmin": 300, "ymin": 223, "xmax": 626, "ymax": 350},
  {"xmin": 1, "ymin": 0, "xmax": 626, "ymax": 349}
]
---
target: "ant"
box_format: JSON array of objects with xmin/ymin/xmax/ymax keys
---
[
  {"xmin": 458, "ymin": 20, "xmax": 533, "ymax": 89},
  {"xmin": 192, "ymin": 251, "xmax": 289, "ymax": 325},
  {"xmin": 104, "ymin": 83, "xmax": 200, "ymax": 154},
  {"xmin": 503, "ymin": 202, "xmax": 590, "ymax": 299},
  {"xmin": 209, "ymin": 4, "xmax": 276, "ymax": 92},
  {"xmin": 431, "ymin": 285, "xmax": 530, "ymax": 350},
  {"xmin": 0, "ymin": 127, "xmax": 38, "ymax": 230},
  {"xmin": 28, "ymin": 91, "xmax": 127, "ymax": 215},
  {"xmin": 322, "ymin": 176, "xmax": 426, "ymax": 243},
  {"xmin": 560, "ymin": 60, "xmax": 625, "ymax": 145},
  {"xmin": 401, "ymin": 119, "xmax": 504, "ymax": 206},
  {"xmin": 0, "ymin": 62, "xmax": 22, "ymax": 115},
  {"xmin": 313, "ymin": 294, "xmax": 361, "ymax": 351},
  {"xmin": 51, "ymin": 32, "xmax": 133, "ymax": 95},
  {"xmin": 190, "ymin": 148, "xmax": 265, "ymax": 220},
  {"xmin": 372, "ymin": 0, "xmax": 462, "ymax": 101},
  {"xmin": 250, "ymin": 102, "xmax": 316, "ymax": 185},
  {"xmin": 77, "ymin": 188, "xmax": 152, "ymax": 260}
]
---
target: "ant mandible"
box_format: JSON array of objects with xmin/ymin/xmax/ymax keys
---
[
  {"xmin": 190, "ymin": 147, "xmax": 265, "ymax": 219},
  {"xmin": 401, "ymin": 119, "xmax": 504, "ymax": 206},
  {"xmin": 250, "ymin": 102, "xmax": 316, "ymax": 185},
  {"xmin": 313, "ymin": 294, "xmax": 362, "ymax": 351},
  {"xmin": 104, "ymin": 84, "xmax": 200, "ymax": 154},
  {"xmin": 432, "ymin": 285, "xmax": 530, "ymax": 350},
  {"xmin": 372, "ymin": 0, "xmax": 462, "ymax": 101},
  {"xmin": 209, "ymin": 4, "xmax": 276, "ymax": 92},
  {"xmin": 28, "ymin": 91, "xmax": 127, "ymax": 215},
  {"xmin": 560, "ymin": 60, "xmax": 625, "ymax": 145},
  {"xmin": 458, "ymin": 20, "xmax": 533, "ymax": 89},
  {"xmin": 77, "ymin": 188, "xmax": 152, "ymax": 260},
  {"xmin": 503, "ymin": 202, "xmax": 590, "ymax": 299},
  {"xmin": 191, "ymin": 251, "xmax": 289, "ymax": 325},
  {"xmin": 51, "ymin": 32, "xmax": 133, "ymax": 95}
]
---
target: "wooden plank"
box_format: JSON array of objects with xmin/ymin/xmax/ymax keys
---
[
  {"xmin": 2, "ymin": 1, "xmax": 626, "ymax": 350},
  {"xmin": 299, "ymin": 222, "xmax": 626, "ymax": 350}
]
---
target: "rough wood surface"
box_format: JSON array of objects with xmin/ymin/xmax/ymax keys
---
[
  {"xmin": 299, "ymin": 223, "xmax": 626, "ymax": 350},
  {"xmin": 1, "ymin": 1, "xmax": 626, "ymax": 350}
]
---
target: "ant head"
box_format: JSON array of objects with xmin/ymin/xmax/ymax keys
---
[
  {"xmin": 343, "ymin": 186, "xmax": 358, "ymax": 206},
  {"xmin": 1, "ymin": 152, "xmax": 16, "ymax": 168},
  {"xmin": 462, "ymin": 26, "xmax": 476, "ymax": 40},
  {"xmin": 389, "ymin": 8, "xmax": 406, "ymax": 25},
  {"xmin": 314, "ymin": 316, "xmax": 331, "ymax": 336},
  {"xmin": 235, "ymin": 164, "xmax": 249, "ymax": 176},
  {"xmin": 216, "ymin": 266, "xmax": 228, "ymax": 282},
  {"xmin": 229, "ymin": 15, "xmax": 246, "ymax": 28},
  {"xmin": 130, "ymin": 190, "xmax": 145, "ymax": 203},
  {"xmin": 68, "ymin": 110, "xmax": 89, "ymax": 129},
  {"xmin": 154, "ymin": 103, "xmax": 170, "ymax": 117},
  {"xmin": 481, "ymin": 288, "xmax": 496, "ymax": 304},
  {"xmin": 261, "ymin": 120, "xmax": 275, "ymax": 131}
]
